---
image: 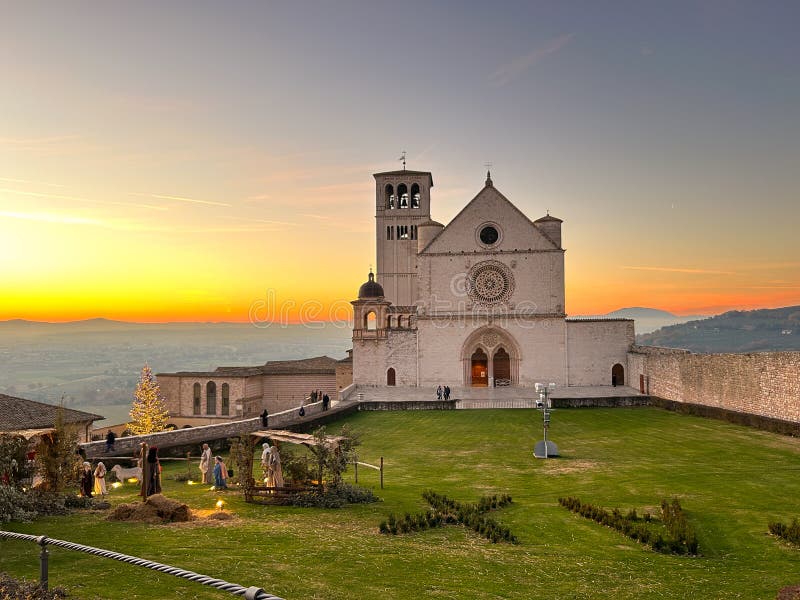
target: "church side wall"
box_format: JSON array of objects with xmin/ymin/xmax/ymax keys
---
[
  {"xmin": 158, "ymin": 375, "xmax": 181, "ymax": 417},
  {"xmin": 261, "ymin": 374, "xmax": 337, "ymax": 413},
  {"xmin": 157, "ymin": 375, "xmax": 247, "ymax": 419},
  {"xmin": 566, "ymin": 320, "xmax": 634, "ymax": 386},
  {"xmin": 628, "ymin": 346, "xmax": 800, "ymax": 422},
  {"xmin": 352, "ymin": 331, "xmax": 418, "ymax": 386}
]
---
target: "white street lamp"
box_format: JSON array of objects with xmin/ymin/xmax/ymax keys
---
[{"xmin": 534, "ymin": 382, "xmax": 559, "ymax": 459}]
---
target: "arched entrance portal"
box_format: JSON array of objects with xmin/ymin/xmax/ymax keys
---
[
  {"xmin": 612, "ymin": 363, "xmax": 625, "ymax": 387},
  {"xmin": 387, "ymin": 367, "xmax": 396, "ymax": 386},
  {"xmin": 493, "ymin": 347, "xmax": 511, "ymax": 386},
  {"xmin": 470, "ymin": 349, "xmax": 489, "ymax": 387},
  {"xmin": 461, "ymin": 327, "xmax": 521, "ymax": 387}
]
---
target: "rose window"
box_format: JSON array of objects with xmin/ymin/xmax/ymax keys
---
[{"xmin": 467, "ymin": 261, "xmax": 514, "ymax": 306}]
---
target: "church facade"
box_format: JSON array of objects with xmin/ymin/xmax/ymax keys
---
[{"xmin": 351, "ymin": 169, "xmax": 634, "ymax": 390}]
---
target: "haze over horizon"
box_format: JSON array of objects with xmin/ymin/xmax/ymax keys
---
[{"xmin": 2, "ymin": 2, "xmax": 799, "ymax": 323}]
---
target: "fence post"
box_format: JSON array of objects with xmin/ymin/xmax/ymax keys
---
[
  {"xmin": 354, "ymin": 460, "xmax": 358, "ymax": 484},
  {"xmin": 380, "ymin": 456, "xmax": 384, "ymax": 489},
  {"xmin": 36, "ymin": 535, "xmax": 48, "ymax": 591},
  {"xmin": 186, "ymin": 452, "xmax": 191, "ymax": 478}
]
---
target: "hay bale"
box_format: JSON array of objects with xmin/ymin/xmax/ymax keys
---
[
  {"xmin": 778, "ymin": 585, "xmax": 800, "ymax": 600},
  {"xmin": 206, "ymin": 511, "xmax": 234, "ymax": 521},
  {"xmin": 107, "ymin": 494, "xmax": 193, "ymax": 524}
]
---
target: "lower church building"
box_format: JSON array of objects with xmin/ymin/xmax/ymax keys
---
[{"xmin": 351, "ymin": 169, "xmax": 633, "ymax": 390}]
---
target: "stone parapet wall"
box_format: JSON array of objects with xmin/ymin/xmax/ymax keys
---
[
  {"xmin": 359, "ymin": 400, "xmax": 457, "ymax": 411},
  {"xmin": 628, "ymin": 345, "xmax": 800, "ymax": 423}
]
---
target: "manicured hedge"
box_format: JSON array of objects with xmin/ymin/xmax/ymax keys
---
[
  {"xmin": 558, "ymin": 496, "xmax": 699, "ymax": 555},
  {"xmin": 379, "ymin": 491, "xmax": 517, "ymax": 544}
]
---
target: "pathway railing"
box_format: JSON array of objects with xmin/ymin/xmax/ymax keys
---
[{"xmin": 0, "ymin": 530, "xmax": 284, "ymax": 600}]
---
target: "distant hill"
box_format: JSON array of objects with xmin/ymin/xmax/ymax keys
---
[
  {"xmin": 636, "ymin": 306, "xmax": 800, "ymax": 353},
  {"xmin": 571, "ymin": 307, "xmax": 707, "ymax": 334}
]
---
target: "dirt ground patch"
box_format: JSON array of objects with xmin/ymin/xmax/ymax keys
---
[{"xmin": 540, "ymin": 459, "xmax": 600, "ymax": 474}]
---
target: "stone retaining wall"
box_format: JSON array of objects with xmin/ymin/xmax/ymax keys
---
[{"xmin": 628, "ymin": 346, "xmax": 800, "ymax": 423}]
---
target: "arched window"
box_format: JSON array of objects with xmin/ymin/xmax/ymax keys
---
[
  {"xmin": 386, "ymin": 315, "xmax": 393, "ymax": 328},
  {"xmin": 398, "ymin": 183, "xmax": 408, "ymax": 208},
  {"xmin": 385, "ymin": 184, "xmax": 395, "ymax": 209},
  {"xmin": 221, "ymin": 383, "xmax": 230, "ymax": 415},
  {"xmin": 365, "ymin": 311, "xmax": 377, "ymax": 331},
  {"xmin": 387, "ymin": 367, "xmax": 396, "ymax": 386},
  {"xmin": 206, "ymin": 381, "xmax": 217, "ymax": 415},
  {"xmin": 411, "ymin": 183, "xmax": 420, "ymax": 208},
  {"xmin": 397, "ymin": 315, "xmax": 404, "ymax": 328},
  {"xmin": 193, "ymin": 382, "xmax": 201, "ymax": 415}
]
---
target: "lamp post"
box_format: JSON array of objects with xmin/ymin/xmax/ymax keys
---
[{"xmin": 534, "ymin": 382, "xmax": 559, "ymax": 459}]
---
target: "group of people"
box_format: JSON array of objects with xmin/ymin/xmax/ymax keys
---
[
  {"xmin": 198, "ymin": 443, "xmax": 229, "ymax": 489},
  {"xmin": 309, "ymin": 389, "xmax": 331, "ymax": 411},
  {"xmin": 436, "ymin": 385, "xmax": 452, "ymax": 400},
  {"xmin": 79, "ymin": 461, "xmax": 108, "ymax": 498}
]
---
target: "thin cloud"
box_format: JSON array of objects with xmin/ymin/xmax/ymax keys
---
[
  {"xmin": 133, "ymin": 192, "xmax": 230, "ymax": 207},
  {"xmin": 621, "ymin": 266, "xmax": 736, "ymax": 275},
  {"xmin": 0, "ymin": 210, "xmax": 103, "ymax": 227},
  {"xmin": 489, "ymin": 33, "xmax": 574, "ymax": 87},
  {"xmin": 220, "ymin": 215, "xmax": 298, "ymax": 227},
  {"xmin": 0, "ymin": 176, "xmax": 65, "ymax": 188},
  {"xmin": 0, "ymin": 135, "xmax": 82, "ymax": 146},
  {"xmin": 0, "ymin": 187, "xmax": 166, "ymax": 211}
]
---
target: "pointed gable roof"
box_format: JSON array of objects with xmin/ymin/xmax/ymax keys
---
[{"xmin": 420, "ymin": 182, "xmax": 560, "ymax": 254}]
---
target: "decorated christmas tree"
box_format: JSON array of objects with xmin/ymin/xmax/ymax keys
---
[{"xmin": 127, "ymin": 364, "xmax": 170, "ymax": 435}]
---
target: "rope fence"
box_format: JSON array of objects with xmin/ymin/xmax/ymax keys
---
[{"xmin": 0, "ymin": 530, "xmax": 284, "ymax": 600}]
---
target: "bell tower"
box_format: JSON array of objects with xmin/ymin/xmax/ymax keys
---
[{"xmin": 373, "ymin": 168, "xmax": 433, "ymax": 306}]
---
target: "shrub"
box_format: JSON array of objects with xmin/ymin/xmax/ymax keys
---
[
  {"xmin": 0, "ymin": 573, "xmax": 69, "ymax": 599},
  {"xmin": 287, "ymin": 483, "xmax": 378, "ymax": 508},
  {"xmin": 770, "ymin": 518, "xmax": 800, "ymax": 546}
]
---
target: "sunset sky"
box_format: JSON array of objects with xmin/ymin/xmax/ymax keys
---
[{"xmin": 2, "ymin": 2, "xmax": 798, "ymax": 323}]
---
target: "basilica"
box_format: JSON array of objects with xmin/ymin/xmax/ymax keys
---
[{"xmin": 351, "ymin": 169, "xmax": 634, "ymax": 389}]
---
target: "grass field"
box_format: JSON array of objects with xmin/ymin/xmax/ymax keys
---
[{"xmin": 2, "ymin": 408, "xmax": 800, "ymax": 599}]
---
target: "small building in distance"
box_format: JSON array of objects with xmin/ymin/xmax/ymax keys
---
[
  {"xmin": 157, "ymin": 355, "xmax": 350, "ymax": 427},
  {"xmin": 0, "ymin": 393, "xmax": 104, "ymax": 443}
]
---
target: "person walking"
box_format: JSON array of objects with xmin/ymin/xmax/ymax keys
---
[
  {"xmin": 93, "ymin": 462, "xmax": 107, "ymax": 497},
  {"xmin": 444, "ymin": 385, "xmax": 451, "ymax": 400},
  {"xmin": 322, "ymin": 393, "xmax": 330, "ymax": 411},
  {"xmin": 199, "ymin": 443, "xmax": 212, "ymax": 484},
  {"xmin": 213, "ymin": 456, "xmax": 228, "ymax": 489},
  {"xmin": 105, "ymin": 430, "xmax": 116, "ymax": 453},
  {"xmin": 260, "ymin": 409, "xmax": 269, "ymax": 428},
  {"xmin": 299, "ymin": 396, "xmax": 306, "ymax": 417},
  {"xmin": 436, "ymin": 385, "xmax": 442, "ymax": 400}
]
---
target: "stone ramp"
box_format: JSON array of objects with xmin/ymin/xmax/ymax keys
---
[{"xmin": 82, "ymin": 399, "xmax": 357, "ymax": 458}]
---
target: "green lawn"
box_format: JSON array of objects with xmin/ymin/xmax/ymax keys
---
[{"xmin": 2, "ymin": 408, "xmax": 800, "ymax": 599}]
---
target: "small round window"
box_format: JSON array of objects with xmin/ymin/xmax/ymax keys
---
[{"xmin": 479, "ymin": 225, "xmax": 499, "ymax": 246}]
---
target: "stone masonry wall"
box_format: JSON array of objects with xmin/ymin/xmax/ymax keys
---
[{"xmin": 628, "ymin": 345, "xmax": 800, "ymax": 422}]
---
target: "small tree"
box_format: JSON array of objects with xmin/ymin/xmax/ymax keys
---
[
  {"xmin": 35, "ymin": 409, "xmax": 80, "ymax": 493},
  {"xmin": 308, "ymin": 425, "xmax": 360, "ymax": 488},
  {"xmin": 127, "ymin": 364, "xmax": 170, "ymax": 435}
]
